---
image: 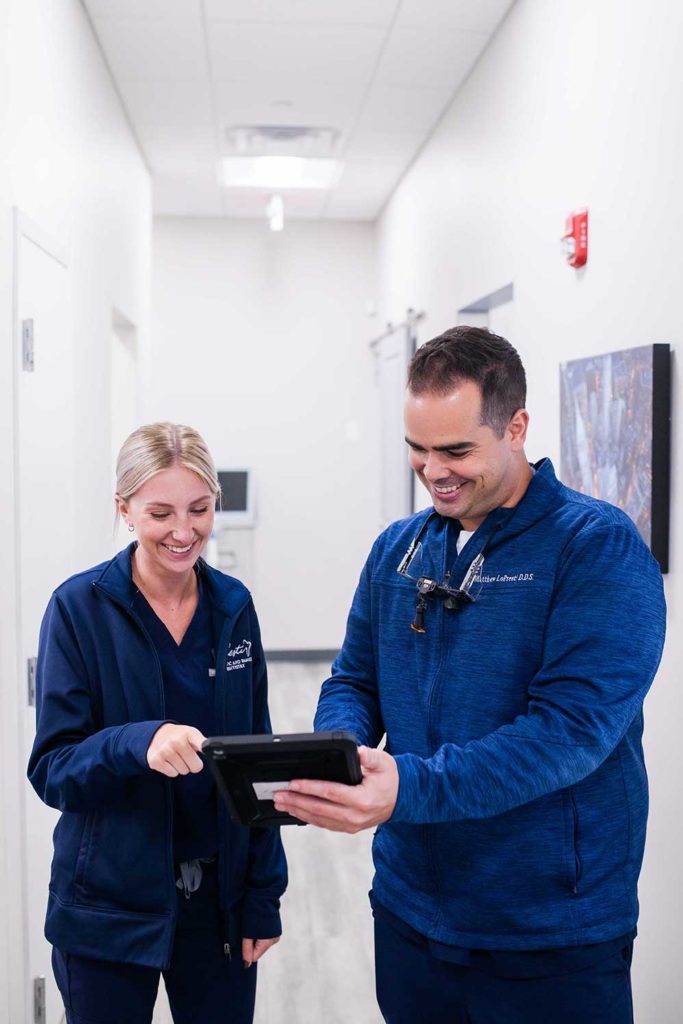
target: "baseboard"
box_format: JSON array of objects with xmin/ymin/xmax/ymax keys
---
[{"xmin": 265, "ymin": 649, "xmax": 339, "ymax": 663}]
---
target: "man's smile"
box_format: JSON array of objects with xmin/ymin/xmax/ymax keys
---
[{"xmin": 432, "ymin": 481, "xmax": 467, "ymax": 495}]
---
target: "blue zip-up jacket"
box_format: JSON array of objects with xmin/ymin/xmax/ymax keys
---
[
  {"xmin": 28, "ymin": 545, "xmax": 287, "ymax": 969},
  {"xmin": 315, "ymin": 459, "xmax": 666, "ymax": 950}
]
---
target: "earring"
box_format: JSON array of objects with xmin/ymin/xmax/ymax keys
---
[{"xmin": 128, "ymin": 523, "xmax": 135, "ymax": 532}]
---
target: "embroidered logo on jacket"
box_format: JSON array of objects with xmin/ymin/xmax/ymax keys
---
[{"xmin": 226, "ymin": 639, "xmax": 253, "ymax": 672}]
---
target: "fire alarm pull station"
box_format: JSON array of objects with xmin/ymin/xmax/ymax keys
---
[{"xmin": 561, "ymin": 208, "xmax": 588, "ymax": 268}]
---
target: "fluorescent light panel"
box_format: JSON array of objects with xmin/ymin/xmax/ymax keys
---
[{"xmin": 221, "ymin": 156, "xmax": 342, "ymax": 190}]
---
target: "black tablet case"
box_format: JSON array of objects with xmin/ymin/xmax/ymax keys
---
[{"xmin": 202, "ymin": 731, "xmax": 361, "ymax": 826}]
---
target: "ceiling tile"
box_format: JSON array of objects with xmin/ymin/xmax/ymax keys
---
[
  {"xmin": 342, "ymin": 129, "xmax": 423, "ymax": 165},
  {"xmin": 214, "ymin": 79, "xmax": 364, "ymax": 142},
  {"xmin": 83, "ymin": 0, "xmax": 513, "ymax": 221},
  {"xmin": 208, "ymin": 22, "xmax": 384, "ymax": 86},
  {"xmin": 333, "ymin": 159, "xmax": 405, "ymax": 197},
  {"xmin": 204, "ymin": 0, "xmax": 399, "ymax": 27},
  {"xmin": 153, "ymin": 175, "xmax": 224, "ymax": 216},
  {"xmin": 397, "ymin": 0, "xmax": 514, "ymax": 33},
  {"xmin": 374, "ymin": 27, "xmax": 489, "ymax": 90},
  {"xmin": 117, "ymin": 78, "xmax": 213, "ymax": 128},
  {"xmin": 85, "ymin": 0, "xmax": 201, "ymax": 18},
  {"xmin": 143, "ymin": 126, "xmax": 218, "ymax": 176},
  {"xmin": 325, "ymin": 161, "xmax": 406, "ymax": 219},
  {"xmin": 354, "ymin": 84, "xmax": 448, "ymax": 133},
  {"xmin": 93, "ymin": 16, "xmax": 207, "ymax": 80}
]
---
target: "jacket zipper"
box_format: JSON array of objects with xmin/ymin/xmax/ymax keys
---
[
  {"xmin": 92, "ymin": 585, "xmax": 178, "ymax": 962},
  {"xmin": 569, "ymin": 789, "xmax": 582, "ymax": 893},
  {"xmin": 213, "ymin": 608, "xmax": 252, "ymax": 959},
  {"xmin": 423, "ymin": 521, "xmax": 505, "ymax": 905},
  {"xmin": 423, "ymin": 530, "xmax": 450, "ymax": 906}
]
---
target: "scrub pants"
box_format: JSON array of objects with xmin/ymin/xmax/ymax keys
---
[
  {"xmin": 52, "ymin": 863, "xmax": 257, "ymax": 1024},
  {"xmin": 374, "ymin": 901, "xmax": 634, "ymax": 1024}
]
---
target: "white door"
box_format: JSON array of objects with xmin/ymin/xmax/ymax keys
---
[
  {"xmin": 15, "ymin": 215, "xmax": 75, "ymax": 1024},
  {"xmin": 377, "ymin": 323, "xmax": 416, "ymax": 528}
]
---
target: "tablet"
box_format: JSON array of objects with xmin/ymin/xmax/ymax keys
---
[{"xmin": 202, "ymin": 731, "xmax": 362, "ymax": 827}]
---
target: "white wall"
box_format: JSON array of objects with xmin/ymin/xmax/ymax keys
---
[
  {"xmin": 149, "ymin": 218, "xmax": 379, "ymax": 651},
  {"xmin": 7, "ymin": 0, "xmax": 152, "ymax": 565},
  {"xmin": 0, "ymin": 0, "xmax": 151, "ymax": 1019},
  {"xmin": 0, "ymin": 4, "xmax": 15, "ymax": 1018},
  {"xmin": 376, "ymin": 0, "xmax": 682, "ymax": 1019}
]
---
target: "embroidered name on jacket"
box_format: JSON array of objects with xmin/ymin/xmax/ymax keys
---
[
  {"xmin": 226, "ymin": 639, "xmax": 253, "ymax": 671},
  {"xmin": 479, "ymin": 572, "xmax": 535, "ymax": 583}
]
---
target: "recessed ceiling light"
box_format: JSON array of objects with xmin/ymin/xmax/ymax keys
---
[{"xmin": 221, "ymin": 156, "xmax": 342, "ymax": 191}]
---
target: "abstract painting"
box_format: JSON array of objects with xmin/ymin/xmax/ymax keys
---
[{"xmin": 560, "ymin": 344, "xmax": 671, "ymax": 572}]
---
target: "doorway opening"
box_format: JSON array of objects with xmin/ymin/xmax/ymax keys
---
[{"xmin": 111, "ymin": 309, "xmax": 138, "ymax": 552}]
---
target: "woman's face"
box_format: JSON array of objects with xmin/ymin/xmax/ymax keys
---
[{"xmin": 118, "ymin": 465, "xmax": 215, "ymax": 577}]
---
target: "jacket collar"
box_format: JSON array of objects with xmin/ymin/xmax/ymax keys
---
[
  {"xmin": 94, "ymin": 542, "xmax": 250, "ymax": 619},
  {"xmin": 483, "ymin": 457, "xmax": 566, "ymax": 543}
]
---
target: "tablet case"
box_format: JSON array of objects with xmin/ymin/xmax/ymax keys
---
[{"xmin": 202, "ymin": 731, "xmax": 362, "ymax": 827}]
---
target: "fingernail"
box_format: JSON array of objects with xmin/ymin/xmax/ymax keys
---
[
  {"xmin": 243, "ymin": 961, "xmax": 251, "ymax": 969},
  {"xmin": 288, "ymin": 782, "xmax": 300, "ymax": 792}
]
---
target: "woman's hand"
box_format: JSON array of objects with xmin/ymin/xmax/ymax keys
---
[
  {"xmin": 146, "ymin": 724, "xmax": 205, "ymax": 777},
  {"xmin": 242, "ymin": 936, "xmax": 280, "ymax": 968}
]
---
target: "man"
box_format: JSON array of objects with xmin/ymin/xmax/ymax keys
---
[{"xmin": 274, "ymin": 326, "xmax": 666, "ymax": 1023}]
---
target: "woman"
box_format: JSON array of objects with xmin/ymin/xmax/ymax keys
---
[{"xmin": 28, "ymin": 423, "xmax": 286, "ymax": 1024}]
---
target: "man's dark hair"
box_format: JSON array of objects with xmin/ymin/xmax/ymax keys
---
[{"xmin": 407, "ymin": 325, "xmax": 527, "ymax": 437}]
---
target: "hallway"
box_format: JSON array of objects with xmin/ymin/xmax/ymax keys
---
[{"xmin": 2, "ymin": 2, "xmax": 682, "ymax": 1020}]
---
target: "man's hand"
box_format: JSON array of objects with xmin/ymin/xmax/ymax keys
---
[
  {"xmin": 242, "ymin": 936, "xmax": 280, "ymax": 968},
  {"xmin": 146, "ymin": 724, "xmax": 205, "ymax": 777},
  {"xmin": 272, "ymin": 746, "xmax": 399, "ymax": 833}
]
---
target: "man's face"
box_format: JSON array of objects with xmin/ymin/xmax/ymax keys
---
[{"xmin": 404, "ymin": 381, "xmax": 530, "ymax": 531}]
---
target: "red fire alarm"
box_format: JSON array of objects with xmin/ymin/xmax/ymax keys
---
[{"xmin": 561, "ymin": 208, "xmax": 588, "ymax": 268}]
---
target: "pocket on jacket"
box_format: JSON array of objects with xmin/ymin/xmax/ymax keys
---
[
  {"xmin": 562, "ymin": 788, "xmax": 582, "ymax": 893},
  {"xmin": 73, "ymin": 811, "xmax": 96, "ymax": 893},
  {"xmin": 69, "ymin": 786, "xmax": 171, "ymax": 913}
]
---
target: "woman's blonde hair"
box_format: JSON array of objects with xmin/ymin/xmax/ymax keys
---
[{"xmin": 116, "ymin": 422, "xmax": 220, "ymax": 510}]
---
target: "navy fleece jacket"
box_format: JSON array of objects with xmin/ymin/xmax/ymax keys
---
[
  {"xmin": 28, "ymin": 546, "xmax": 287, "ymax": 969},
  {"xmin": 315, "ymin": 459, "xmax": 666, "ymax": 949}
]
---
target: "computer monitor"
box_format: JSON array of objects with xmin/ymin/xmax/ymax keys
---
[{"xmin": 215, "ymin": 469, "xmax": 254, "ymax": 527}]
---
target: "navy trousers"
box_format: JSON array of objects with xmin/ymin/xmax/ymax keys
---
[
  {"xmin": 374, "ymin": 902, "xmax": 634, "ymax": 1024},
  {"xmin": 52, "ymin": 864, "xmax": 257, "ymax": 1024}
]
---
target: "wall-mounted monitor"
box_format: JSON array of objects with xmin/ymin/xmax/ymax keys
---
[{"xmin": 215, "ymin": 469, "xmax": 254, "ymax": 528}]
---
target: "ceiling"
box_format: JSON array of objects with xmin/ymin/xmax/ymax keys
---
[{"xmin": 82, "ymin": 0, "xmax": 515, "ymax": 221}]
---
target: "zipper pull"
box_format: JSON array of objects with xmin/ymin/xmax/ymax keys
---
[{"xmin": 224, "ymin": 943, "xmax": 232, "ymax": 960}]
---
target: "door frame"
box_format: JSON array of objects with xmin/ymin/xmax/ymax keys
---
[
  {"xmin": 370, "ymin": 308, "xmax": 424, "ymax": 525},
  {"xmin": 0, "ymin": 208, "xmax": 69, "ymax": 1023}
]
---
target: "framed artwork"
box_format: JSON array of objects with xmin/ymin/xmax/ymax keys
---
[{"xmin": 559, "ymin": 343, "xmax": 671, "ymax": 572}]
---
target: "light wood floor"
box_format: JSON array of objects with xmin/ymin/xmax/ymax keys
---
[{"xmin": 153, "ymin": 660, "xmax": 381, "ymax": 1024}]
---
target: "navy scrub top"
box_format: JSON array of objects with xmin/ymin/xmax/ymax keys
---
[{"xmin": 134, "ymin": 573, "xmax": 219, "ymax": 864}]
